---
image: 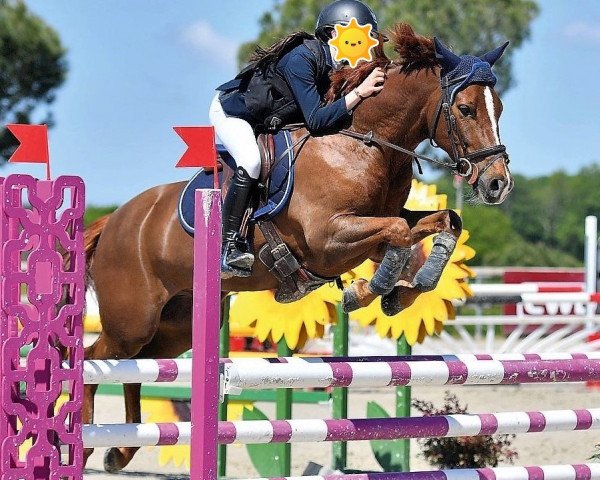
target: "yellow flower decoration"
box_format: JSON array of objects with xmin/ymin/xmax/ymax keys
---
[
  {"xmin": 229, "ymin": 289, "xmax": 338, "ymax": 350},
  {"xmin": 229, "ymin": 180, "xmax": 475, "ymax": 349}
]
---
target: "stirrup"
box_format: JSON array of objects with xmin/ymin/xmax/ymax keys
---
[
  {"xmin": 221, "ymin": 258, "xmax": 252, "ymax": 279},
  {"xmin": 227, "ymin": 245, "xmax": 255, "ymax": 269},
  {"xmin": 226, "ymin": 236, "xmax": 255, "ymax": 269},
  {"xmin": 221, "ymin": 241, "xmax": 253, "ymax": 279}
]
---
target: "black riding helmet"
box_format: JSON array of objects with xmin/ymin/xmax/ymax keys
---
[{"xmin": 315, "ymin": 0, "xmax": 379, "ymax": 41}]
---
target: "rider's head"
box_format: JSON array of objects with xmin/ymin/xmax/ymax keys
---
[{"xmin": 315, "ymin": 0, "xmax": 379, "ymax": 42}]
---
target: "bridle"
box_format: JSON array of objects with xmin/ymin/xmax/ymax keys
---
[
  {"xmin": 427, "ymin": 74, "xmax": 509, "ymax": 184},
  {"xmin": 336, "ymin": 71, "xmax": 510, "ymax": 184}
]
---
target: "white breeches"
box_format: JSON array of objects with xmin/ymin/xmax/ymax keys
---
[{"xmin": 209, "ymin": 93, "xmax": 261, "ymax": 179}]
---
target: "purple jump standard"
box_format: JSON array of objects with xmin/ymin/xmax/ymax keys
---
[{"xmin": 190, "ymin": 189, "xmax": 222, "ymax": 480}]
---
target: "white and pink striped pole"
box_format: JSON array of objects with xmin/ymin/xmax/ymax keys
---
[{"xmin": 190, "ymin": 189, "xmax": 221, "ymax": 480}]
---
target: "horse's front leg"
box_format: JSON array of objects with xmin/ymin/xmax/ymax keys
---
[
  {"xmin": 381, "ymin": 209, "xmax": 462, "ymax": 316},
  {"xmin": 323, "ymin": 215, "xmax": 412, "ymax": 313}
]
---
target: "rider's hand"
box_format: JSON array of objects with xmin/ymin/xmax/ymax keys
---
[{"xmin": 356, "ymin": 67, "xmax": 386, "ymax": 98}]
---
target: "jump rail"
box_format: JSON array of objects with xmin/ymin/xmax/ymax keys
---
[
  {"xmin": 81, "ymin": 355, "xmax": 600, "ymax": 387},
  {"xmin": 230, "ymin": 464, "xmax": 600, "ymax": 480},
  {"xmin": 83, "ymin": 407, "xmax": 600, "ymax": 447}
]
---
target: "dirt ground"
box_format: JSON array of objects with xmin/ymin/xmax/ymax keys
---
[{"xmin": 83, "ymin": 382, "xmax": 600, "ymax": 479}]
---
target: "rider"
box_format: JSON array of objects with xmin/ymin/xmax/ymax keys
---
[{"xmin": 210, "ymin": 0, "xmax": 386, "ymax": 279}]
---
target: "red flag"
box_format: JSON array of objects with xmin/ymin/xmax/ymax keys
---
[
  {"xmin": 7, "ymin": 124, "xmax": 51, "ymax": 179},
  {"xmin": 174, "ymin": 126, "xmax": 217, "ymax": 169},
  {"xmin": 174, "ymin": 126, "xmax": 219, "ymax": 189}
]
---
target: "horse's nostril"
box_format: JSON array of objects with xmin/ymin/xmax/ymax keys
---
[{"xmin": 490, "ymin": 178, "xmax": 504, "ymax": 193}]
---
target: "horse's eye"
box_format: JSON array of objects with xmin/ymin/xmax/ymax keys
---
[{"xmin": 458, "ymin": 105, "xmax": 473, "ymax": 117}]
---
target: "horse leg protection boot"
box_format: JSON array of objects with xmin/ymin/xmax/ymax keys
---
[
  {"xmin": 411, "ymin": 231, "xmax": 457, "ymax": 291},
  {"xmin": 342, "ymin": 245, "xmax": 411, "ymax": 313},
  {"xmin": 221, "ymin": 166, "xmax": 257, "ymax": 279},
  {"xmin": 369, "ymin": 245, "xmax": 411, "ymax": 295}
]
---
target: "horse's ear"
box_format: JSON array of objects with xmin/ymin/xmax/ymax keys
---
[
  {"xmin": 480, "ymin": 41, "xmax": 509, "ymax": 66},
  {"xmin": 433, "ymin": 37, "xmax": 461, "ymax": 72}
]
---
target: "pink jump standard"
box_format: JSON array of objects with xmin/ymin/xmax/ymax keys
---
[
  {"xmin": 0, "ymin": 175, "xmax": 85, "ymax": 480},
  {"xmin": 190, "ymin": 188, "xmax": 222, "ymax": 480}
]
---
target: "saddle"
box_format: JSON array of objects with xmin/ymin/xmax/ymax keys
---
[{"xmin": 178, "ymin": 130, "xmax": 334, "ymax": 303}]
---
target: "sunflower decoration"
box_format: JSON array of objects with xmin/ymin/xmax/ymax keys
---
[
  {"xmin": 229, "ymin": 287, "xmax": 340, "ymax": 350},
  {"xmin": 230, "ymin": 180, "xmax": 475, "ymax": 349}
]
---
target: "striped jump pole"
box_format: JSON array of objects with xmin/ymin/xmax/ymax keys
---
[
  {"xmin": 82, "ymin": 407, "xmax": 600, "ymax": 447},
  {"xmin": 519, "ymin": 292, "xmax": 600, "ymax": 304},
  {"xmin": 222, "ymin": 356, "xmax": 600, "ymax": 391},
  {"xmin": 229, "ymin": 463, "xmax": 600, "ymax": 480},
  {"xmin": 79, "ymin": 355, "xmax": 600, "ymax": 387}
]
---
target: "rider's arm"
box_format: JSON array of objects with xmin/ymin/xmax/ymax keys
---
[{"xmin": 281, "ymin": 48, "xmax": 352, "ymax": 132}]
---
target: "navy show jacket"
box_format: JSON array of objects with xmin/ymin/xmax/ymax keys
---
[{"xmin": 218, "ymin": 41, "xmax": 351, "ymax": 132}]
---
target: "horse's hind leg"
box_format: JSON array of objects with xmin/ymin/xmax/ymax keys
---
[
  {"xmin": 382, "ymin": 209, "xmax": 462, "ymax": 316},
  {"xmin": 83, "ymin": 332, "xmax": 128, "ymax": 465},
  {"xmin": 103, "ymin": 293, "xmax": 193, "ymax": 473},
  {"xmin": 102, "ymin": 383, "xmax": 142, "ymax": 473}
]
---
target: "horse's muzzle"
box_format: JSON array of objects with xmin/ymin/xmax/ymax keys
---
[{"xmin": 478, "ymin": 173, "xmax": 513, "ymax": 204}]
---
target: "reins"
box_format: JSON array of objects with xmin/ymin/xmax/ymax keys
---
[{"xmin": 281, "ymin": 71, "xmax": 510, "ymax": 184}]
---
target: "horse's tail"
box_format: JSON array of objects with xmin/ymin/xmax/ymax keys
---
[{"xmin": 84, "ymin": 215, "xmax": 111, "ymax": 285}]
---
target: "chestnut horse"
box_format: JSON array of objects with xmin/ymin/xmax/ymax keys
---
[{"xmin": 84, "ymin": 24, "xmax": 513, "ymax": 471}]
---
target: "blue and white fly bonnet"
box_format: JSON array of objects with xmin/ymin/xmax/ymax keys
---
[{"xmin": 434, "ymin": 37, "xmax": 509, "ymax": 103}]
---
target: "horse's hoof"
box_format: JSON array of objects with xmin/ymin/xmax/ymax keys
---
[
  {"xmin": 103, "ymin": 447, "xmax": 125, "ymax": 473},
  {"xmin": 342, "ymin": 285, "xmax": 362, "ymax": 313},
  {"xmin": 381, "ymin": 287, "xmax": 403, "ymax": 317}
]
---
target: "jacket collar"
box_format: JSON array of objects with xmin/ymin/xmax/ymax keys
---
[
  {"xmin": 321, "ymin": 41, "xmax": 334, "ymax": 68},
  {"xmin": 321, "ymin": 41, "xmax": 346, "ymax": 70}
]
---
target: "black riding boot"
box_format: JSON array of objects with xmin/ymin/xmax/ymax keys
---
[{"xmin": 221, "ymin": 166, "xmax": 257, "ymax": 279}]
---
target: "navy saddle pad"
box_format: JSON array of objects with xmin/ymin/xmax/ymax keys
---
[{"xmin": 178, "ymin": 130, "xmax": 296, "ymax": 235}]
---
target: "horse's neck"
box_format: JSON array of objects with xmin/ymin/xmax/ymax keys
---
[{"xmin": 352, "ymin": 68, "xmax": 440, "ymax": 153}]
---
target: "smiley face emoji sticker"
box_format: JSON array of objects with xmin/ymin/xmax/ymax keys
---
[{"xmin": 328, "ymin": 17, "xmax": 380, "ymax": 68}]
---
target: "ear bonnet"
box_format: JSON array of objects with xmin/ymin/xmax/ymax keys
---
[{"xmin": 434, "ymin": 37, "xmax": 509, "ymax": 103}]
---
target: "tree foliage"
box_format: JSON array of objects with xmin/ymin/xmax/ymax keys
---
[
  {"xmin": 84, "ymin": 205, "xmax": 117, "ymax": 227},
  {"xmin": 0, "ymin": 0, "xmax": 67, "ymax": 162},
  {"xmin": 239, "ymin": 0, "xmax": 539, "ymax": 94}
]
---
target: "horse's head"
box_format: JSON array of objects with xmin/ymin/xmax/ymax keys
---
[{"xmin": 431, "ymin": 38, "xmax": 513, "ymax": 205}]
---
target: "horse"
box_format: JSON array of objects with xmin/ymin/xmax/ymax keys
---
[{"xmin": 83, "ymin": 23, "xmax": 513, "ymax": 471}]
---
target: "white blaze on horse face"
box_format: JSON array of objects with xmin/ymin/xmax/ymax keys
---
[{"xmin": 484, "ymin": 87, "xmax": 500, "ymax": 145}]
